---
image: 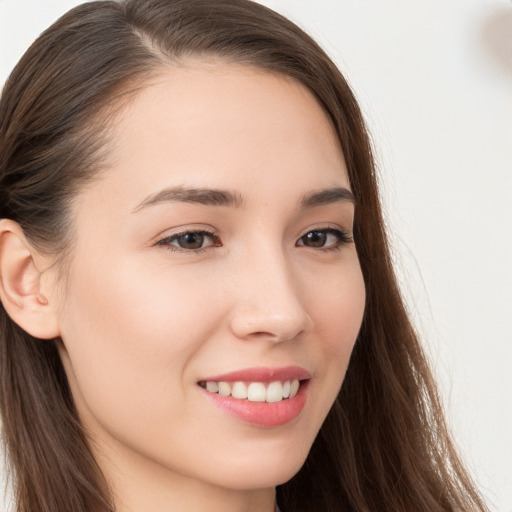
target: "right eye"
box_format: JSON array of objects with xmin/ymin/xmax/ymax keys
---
[{"xmin": 155, "ymin": 229, "xmax": 221, "ymax": 253}]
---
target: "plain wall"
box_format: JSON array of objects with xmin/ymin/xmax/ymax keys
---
[{"xmin": 1, "ymin": 1, "xmax": 511, "ymax": 511}]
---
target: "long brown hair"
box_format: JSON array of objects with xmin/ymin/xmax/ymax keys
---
[{"xmin": 0, "ymin": 1, "xmax": 488, "ymax": 511}]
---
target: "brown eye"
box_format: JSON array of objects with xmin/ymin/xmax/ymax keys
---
[
  {"xmin": 300, "ymin": 230, "xmax": 328, "ymax": 247},
  {"xmin": 297, "ymin": 229, "xmax": 351, "ymax": 250},
  {"xmin": 156, "ymin": 230, "xmax": 220, "ymax": 252},
  {"xmin": 174, "ymin": 232, "xmax": 206, "ymax": 250}
]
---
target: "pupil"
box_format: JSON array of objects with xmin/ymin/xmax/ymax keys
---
[
  {"xmin": 304, "ymin": 231, "xmax": 326, "ymax": 247},
  {"xmin": 179, "ymin": 233, "xmax": 204, "ymax": 249}
]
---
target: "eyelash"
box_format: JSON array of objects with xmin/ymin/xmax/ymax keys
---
[
  {"xmin": 154, "ymin": 227, "xmax": 352, "ymax": 254},
  {"xmin": 155, "ymin": 228, "xmax": 221, "ymax": 254},
  {"xmin": 296, "ymin": 227, "xmax": 353, "ymax": 252}
]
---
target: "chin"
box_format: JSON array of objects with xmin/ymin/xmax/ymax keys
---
[{"xmin": 207, "ymin": 437, "xmax": 312, "ymax": 490}]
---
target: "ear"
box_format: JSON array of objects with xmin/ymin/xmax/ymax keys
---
[{"xmin": 0, "ymin": 219, "xmax": 61, "ymax": 339}]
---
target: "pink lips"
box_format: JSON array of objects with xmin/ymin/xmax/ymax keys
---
[
  {"xmin": 199, "ymin": 366, "xmax": 310, "ymax": 428},
  {"xmin": 202, "ymin": 365, "xmax": 311, "ymax": 383}
]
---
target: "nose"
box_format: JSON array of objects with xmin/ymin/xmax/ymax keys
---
[{"xmin": 229, "ymin": 249, "xmax": 313, "ymax": 343}]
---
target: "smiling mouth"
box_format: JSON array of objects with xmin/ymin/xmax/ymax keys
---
[{"xmin": 198, "ymin": 379, "xmax": 303, "ymax": 403}]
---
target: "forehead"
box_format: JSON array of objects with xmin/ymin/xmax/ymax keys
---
[{"xmin": 83, "ymin": 63, "xmax": 349, "ymax": 213}]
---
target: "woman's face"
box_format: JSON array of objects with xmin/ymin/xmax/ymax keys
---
[{"xmin": 53, "ymin": 63, "xmax": 365, "ymax": 498}]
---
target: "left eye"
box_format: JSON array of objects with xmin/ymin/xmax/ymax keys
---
[
  {"xmin": 297, "ymin": 229, "xmax": 350, "ymax": 249},
  {"xmin": 157, "ymin": 230, "xmax": 219, "ymax": 251}
]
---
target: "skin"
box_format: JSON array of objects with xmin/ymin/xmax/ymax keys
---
[{"xmin": 46, "ymin": 63, "xmax": 366, "ymax": 512}]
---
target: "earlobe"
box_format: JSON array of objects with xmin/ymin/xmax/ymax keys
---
[{"xmin": 0, "ymin": 219, "xmax": 60, "ymax": 340}]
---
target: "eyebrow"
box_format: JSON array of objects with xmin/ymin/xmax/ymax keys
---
[
  {"xmin": 132, "ymin": 186, "xmax": 244, "ymax": 212},
  {"xmin": 299, "ymin": 187, "xmax": 355, "ymax": 209},
  {"xmin": 132, "ymin": 185, "xmax": 354, "ymax": 213}
]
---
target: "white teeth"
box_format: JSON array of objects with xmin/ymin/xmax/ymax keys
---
[
  {"xmin": 247, "ymin": 382, "xmax": 266, "ymax": 402},
  {"xmin": 218, "ymin": 381, "xmax": 231, "ymax": 397},
  {"xmin": 206, "ymin": 381, "xmax": 219, "ymax": 393},
  {"xmin": 231, "ymin": 381, "xmax": 248, "ymax": 399},
  {"xmin": 204, "ymin": 379, "xmax": 301, "ymax": 402},
  {"xmin": 289, "ymin": 379, "xmax": 300, "ymax": 398},
  {"xmin": 282, "ymin": 380, "xmax": 291, "ymax": 398},
  {"xmin": 266, "ymin": 381, "xmax": 283, "ymax": 403}
]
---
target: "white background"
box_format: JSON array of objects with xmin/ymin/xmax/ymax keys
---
[{"xmin": 1, "ymin": 1, "xmax": 511, "ymax": 511}]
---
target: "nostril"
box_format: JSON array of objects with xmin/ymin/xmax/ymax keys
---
[{"xmin": 245, "ymin": 330, "xmax": 301, "ymax": 343}]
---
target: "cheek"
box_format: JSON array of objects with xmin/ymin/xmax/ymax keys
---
[
  {"xmin": 310, "ymin": 260, "xmax": 366, "ymax": 356},
  {"xmin": 60, "ymin": 256, "xmax": 218, "ymax": 354},
  {"xmin": 308, "ymin": 259, "xmax": 365, "ymax": 413},
  {"xmin": 56, "ymin": 258, "xmax": 222, "ymax": 426}
]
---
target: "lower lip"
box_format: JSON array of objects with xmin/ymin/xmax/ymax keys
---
[{"xmin": 201, "ymin": 381, "xmax": 309, "ymax": 427}]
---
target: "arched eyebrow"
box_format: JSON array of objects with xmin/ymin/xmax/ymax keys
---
[
  {"xmin": 132, "ymin": 185, "xmax": 354, "ymax": 213},
  {"xmin": 132, "ymin": 186, "xmax": 244, "ymax": 212},
  {"xmin": 299, "ymin": 187, "xmax": 355, "ymax": 209}
]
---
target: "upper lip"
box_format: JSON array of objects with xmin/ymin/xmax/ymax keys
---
[{"xmin": 200, "ymin": 366, "xmax": 311, "ymax": 383}]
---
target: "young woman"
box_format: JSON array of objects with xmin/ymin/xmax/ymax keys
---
[{"xmin": 0, "ymin": 1, "xmax": 489, "ymax": 511}]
